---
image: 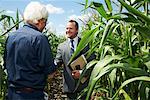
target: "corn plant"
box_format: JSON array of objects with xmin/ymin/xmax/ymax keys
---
[
  {"xmin": 44, "ymin": 30, "xmax": 65, "ymax": 57},
  {"xmin": 0, "ymin": 10, "xmax": 23, "ymax": 99},
  {"xmin": 70, "ymin": 0, "xmax": 150, "ymax": 99}
]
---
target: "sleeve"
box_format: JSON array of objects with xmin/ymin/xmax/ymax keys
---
[
  {"xmin": 36, "ymin": 35, "xmax": 57, "ymax": 74},
  {"xmin": 54, "ymin": 44, "xmax": 63, "ymax": 67},
  {"xmin": 82, "ymin": 44, "xmax": 96, "ymax": 62}
]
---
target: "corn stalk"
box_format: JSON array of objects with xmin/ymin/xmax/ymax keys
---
[{"xmin": 73, "ymin": 0, "xmax": 150, "ymax": 99}]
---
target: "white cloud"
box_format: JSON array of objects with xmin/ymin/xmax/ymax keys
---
[
  {"xmin": 78, "ymin": 13, "xmax": 92, "ymax": 23},
  {"xmin": 19, "ymin": 14, "xmax": 24, "ymax": 20},
  {"xmin": 68, "ymin": 14, "xmax": 79, "ymax": 20},
  {"xmin": 46, "ymin": 22, "xmax": 56, "ymax": 34},
  {"xmin": 68, "ymin": 13, "xmax": 93, "ymax": 23},
  {"xmin": 57, "ymin": 24, "xmax": 65, "ymax": 36},
  {"xmin": 46, "ymin": 22, "xmax": 66, "ymax": 36},
  {"xmin": 6, "ymin": 10, "xmax": 15, "ymax": 14},
  {"xmin": 46, "ymin": 4, "xmax": 64, "ymax": 14},
  {"xmin": 5, "ymin": 10, "xmax": 24, "ymax": 20},
  {"xmin": 57, "ymin": 31, "xmax": 66, "ymax": 36}
]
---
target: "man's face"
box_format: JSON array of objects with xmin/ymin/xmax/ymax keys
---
[
  {"xmin": 38, "ymin": 19, "xmax": 47, "ymax": 32},
  {"xmin": 66, "ymin": 22, "xmax": 78, "ymax": 39}
]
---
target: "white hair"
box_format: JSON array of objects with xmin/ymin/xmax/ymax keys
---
[{"xmin": 23, "ymin": 2, "xmax": 48, "ymax": 23}]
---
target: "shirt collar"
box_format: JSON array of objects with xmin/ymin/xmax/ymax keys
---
[
  {"xmin": 68, "ymin": 36, "xmax": 78, "ymax": 43},
  {"xmin": 24, "ymin": 23, "xmax": 40, "ymax": 32}
]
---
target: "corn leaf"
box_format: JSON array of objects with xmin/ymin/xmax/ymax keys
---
[
  {"xmin": 74, "ymin": 60, "xmax": 98, "ymax": 92},
  {"xmin": 105, "ymin": 0, "xmax": 112, "ymax": 13},
  {"xmin": 132, "ymin": 0, "xmax": 148, "ymax": 5},
  {"xmin": 69, "ymin": 26, "xmax": 99, "ymax": 64},
  {"xmin": 87, "ymin": 63, "xmax": 149, "ymax": 99},
  {"xmin": 139, "ymin": 82, "xmax": 149, "ymax": 100},
  {"xmin": 15, "ymin": 9, "xmax": 19, "ymax": 30},
  {"xmin": 108, "ymin": 14, "xmax": 122, "ymax": 20},
  {"xmin": 112, "ymin": 76, "xmax": 150, "ymax": 99},
  {"xmin": 85, "ymin": 0, "xmax": 88, "ymax": 9},
  {"xmin": 1, "ymin": 20, "xmax": 23, "ymax": 36},
  {"xmin": 92, "ymin": 2, "xmax": 108, "ymax": 19},
  {"xmin": 119, "ymin": 89, "xmax": 132, "ymax": 100},
  {"xmin": 109, "ymin": 68, "xmax": 117, "ymax": 88},
  {"xmin": 99, "ymin": 19, "xmax": 114, "ymax": 49},
  {"xmin": 89, "ymin": 55, "xmax": 122, "ymax": 83},
  {"xmin": 86, "ymin": 63, "xmax": 125, "ymax": 100},
  {"xmin": 145, "ymin": 61, "xmax": 150, "ymax": 71},
  {"xmin": 0, "ymin": 15, "xmax": 10, "ymax": 21},
  {"xmin": 134, "ymin": 25, "xmax": 150, "ymax": 38},
  {"xmin": 121, "ymin": 13, "xmax": 141, "ymax": 23},
  {"xmin": 118, "ymin": 0, "xmax": 150, "ymax": 25}
]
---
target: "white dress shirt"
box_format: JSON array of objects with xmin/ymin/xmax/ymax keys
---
[{"xmin": 68, "ymin": 36, "xmax": 79, "ymax": 51}]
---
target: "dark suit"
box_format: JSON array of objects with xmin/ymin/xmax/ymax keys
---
[{"xmin": 55, "ymin": 37, "xmax": 95, "ymax": 99}]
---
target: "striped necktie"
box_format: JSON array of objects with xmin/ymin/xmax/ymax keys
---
[{"xmin": 70, "ymin": 39, "xmax": 74, "ymax": 55}]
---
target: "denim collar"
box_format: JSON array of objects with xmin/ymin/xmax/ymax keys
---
[{"xmin": 24, "ymin": 23, "xmax": 41, "ymax": 32}]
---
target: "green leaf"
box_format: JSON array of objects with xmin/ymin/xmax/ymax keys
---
[
  {"xmin": 145, "ymin": 61, "xmax": 150, "ymax": 71},
  {"xmin": 109, "ymin": 68, "xmax": 117, "ymax": 88},
  {"xmin": 119, "ymin": 89, "xmax": 132, "ymax": 100},
  {"xmin": 69, "ymin": 26, "xmax": 99, "ymax": 64},
  {"xmin": 132, "ymin": 0, "xmax": 146, "ymax": 5},
  {"xmin": 121, "ymin": 13, "xmax": 141, "ymax": 24},
  {"xmin": 99, "ymin": 19, "xmax": 114, "ymax": 49},
  {"xmin": 108, "ymin": 14, "xmax": 122, "ymax": 20},
  {"xmin": 86, "ymin": 63, "xmax": 125, "ymax": 100},
  {"xmin": 85, "ymin": 0, "xmax": 89, "ymax": 9},
  {"xmin": 0, "ymin": 15, "xmax": 8, "ymax": 21},
  {"xmin": 112, "ymin": 76, "xmax": 150, "ymax": 99},
  {"xmin": 15, "ymin": 9, "xmax": 19, "ymax": 29},
  {"xmin": 1, "ymin": 19, "xmax": 23, "ymax": 36},
  {"xmin": 118, "ymin": 0, "xmax": 150, "ymax": 25},
  {"xmin": 134, "ymin": 25, "xmax": 150, "ymax": 38},
  {"xmin": 92, "ymin": 2, "xmax": 108, "ymax": 19},
  {"xmin": 86, "ymin": 63, "xmax": 149, "ymax": 99},
  {"xmin": 89, "ymin": 55, "xmax": 122, "ymax": 83},
  {"xmin": 139, "ymin": 82, "xmax": 149, "ymax": 100},
  {"xmin": 74, "ymin": 60, "xmax": 98, "ymax": 92},
  {"xmin": 105, "ymin": 0, "xmax": 112, "ymax": 13}
]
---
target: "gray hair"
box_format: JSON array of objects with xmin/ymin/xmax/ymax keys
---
[{"xmin": 23, "ymin": 2, "xmax": 48, "ymax": 24}]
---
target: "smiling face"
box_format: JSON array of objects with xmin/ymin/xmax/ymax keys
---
[{"xmin": 66, "ymin": 21, "xmax": 78, "ymax": 39}]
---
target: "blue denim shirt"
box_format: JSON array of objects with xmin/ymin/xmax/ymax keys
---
[{"xmin": 4, "ymin": 24, "xmax": 56, "ymax": 89}]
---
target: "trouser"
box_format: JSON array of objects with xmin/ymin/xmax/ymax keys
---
[
  {"xmin": 66, "ymin": 92, "xmax": 77, "ymax": 100},
  {"xmin": 7, "ymin": 87, "xmax": 45, "ymax": 100},
  {"xmin": 66, "ymin": 92, "xmax": 86, "ymax": 100}
]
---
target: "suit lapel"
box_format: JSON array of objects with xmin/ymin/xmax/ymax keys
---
[
  {"xmin": 64, "ymin": 40, "xmax": 72, "ymax": 58},
  {"xmin": 77, "ymin": 37, "xmax": 81, "ymax": 46},
  {"xmin": 64, "ymin": 37, "xmax": 81, "ymax": 62}
]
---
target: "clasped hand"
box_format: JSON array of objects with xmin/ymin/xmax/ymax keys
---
[{"xmin": 71, "ymin": 70, "xmax": 81, "ymax": 79}]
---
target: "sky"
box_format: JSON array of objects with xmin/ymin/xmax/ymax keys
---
[{"xmin": 0, "ymin": 0, "xmax": 102, "ymax": 36}]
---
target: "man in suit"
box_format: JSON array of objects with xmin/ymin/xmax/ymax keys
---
[{"xmin": 55, "ymin": 20, "xmax": 94, "ymax": 99}]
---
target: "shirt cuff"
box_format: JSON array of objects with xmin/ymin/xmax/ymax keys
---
[{"xmin": 79, "ymin": 70, "xmax": 83, "ymax": 74}]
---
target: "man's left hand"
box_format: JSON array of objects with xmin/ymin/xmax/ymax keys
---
[{"xmin": 72, "ymin": 70, "xmax": 80, "ymax": 79}]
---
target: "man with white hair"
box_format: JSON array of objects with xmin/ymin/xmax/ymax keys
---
[{"xmin": 4, "ymin": 2, "xmax": 56, "ymax": 100}]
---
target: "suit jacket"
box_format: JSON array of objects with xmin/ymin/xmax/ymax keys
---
[{"xmin": 55, "ymin": 37, "xmax": 94, "ymax": 93}]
